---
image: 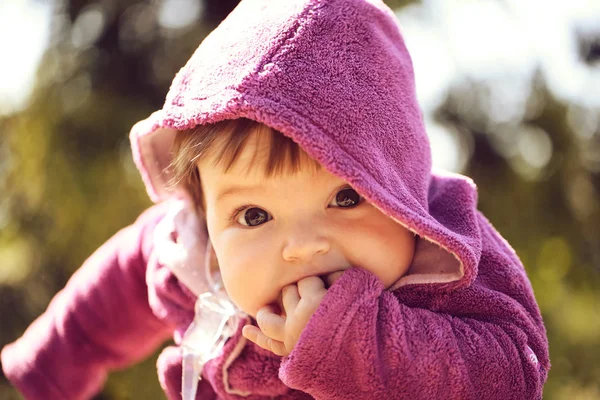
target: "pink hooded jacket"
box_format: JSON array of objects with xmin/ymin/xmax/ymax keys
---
[{"xmin": 1, "ymin": 0, "xmax": 549, "ymax": 399}]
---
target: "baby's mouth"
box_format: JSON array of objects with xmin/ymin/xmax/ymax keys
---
[
  {"xmin": 272, "ymin": 270, "xmax": 346, "ymax": 316},
  {"xmin": 319, "ymin": 274, "xmax": 331, "ymax": 289},
  {"xmin": 275, "ymin": 295, "xmax": 286, "ymax": 317}
]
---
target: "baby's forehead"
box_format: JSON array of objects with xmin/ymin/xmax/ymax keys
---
[{"xmin": 201, "ymin": 161, "xmax": 345, "ymax": 208}]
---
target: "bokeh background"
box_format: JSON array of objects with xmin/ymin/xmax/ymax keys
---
[{"xmin": 1, "ymin": 0, "xmax": 599, "ymax": 398}]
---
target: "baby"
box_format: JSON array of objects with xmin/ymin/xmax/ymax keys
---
[
  {"xmin": 1, "ymin": 0, "xmax": 549, "ymax": 399},
  {"xmin": 171, "ymin": 119, "xmax": 416, "ymax": 357}
]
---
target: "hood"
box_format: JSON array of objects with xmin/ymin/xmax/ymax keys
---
[{"xmin": 130, "ymin": 0, "xmax": 482, "ymax": 291}]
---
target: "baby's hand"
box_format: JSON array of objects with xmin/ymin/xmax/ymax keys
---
[{"xmin": 242, "ymin": 272, "xmax": 343, "ymax": 356}]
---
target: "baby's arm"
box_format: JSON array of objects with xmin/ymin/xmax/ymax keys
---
[
  {"xmin": 1, "ymin": 205, "xmax": 174, "ymax": 400},
  {"xmin": 276, "ymin": 267, "xmax": 547, "ymax": 400}
]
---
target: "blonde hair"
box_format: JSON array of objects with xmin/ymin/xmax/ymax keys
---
[{"xmin": 169, "ymin": 118, "xmax": 320, "ymax": 210}]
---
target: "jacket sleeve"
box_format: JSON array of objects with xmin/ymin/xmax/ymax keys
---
[
  {"xmin": 279, "ymin": 266, "xmax": 548, "ymax": 400},
  {"xmin": 1, "ymin": 205, "xmax": 175, "ymax": 400}
]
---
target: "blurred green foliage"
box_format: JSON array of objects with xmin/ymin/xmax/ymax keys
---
[{"xmin": 1, "ymin": 0, "xmax": 599, "ymax": 399}]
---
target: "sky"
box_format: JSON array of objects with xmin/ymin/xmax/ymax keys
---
[
  {"xmin": 0, "ymin": 0, "xmax": 52, "ymax": 115},
  {"xmin": 397, "ymin": 0, "xmax": 600, "ymax": 172}
]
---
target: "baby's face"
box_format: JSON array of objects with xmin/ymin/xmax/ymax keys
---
[{"xmin": 197, "ymin": 132, "xmax": 415, "ymax": 317}]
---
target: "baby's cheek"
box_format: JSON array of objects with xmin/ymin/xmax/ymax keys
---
[
  {"xmin": 218, "ymin": 263, "xmax": 246, "ymax": 304},
  {"xmin": 219, "ymin": 262, "xmax": 266, "ymax": 316}
]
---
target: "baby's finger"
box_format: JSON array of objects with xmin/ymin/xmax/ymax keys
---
[
  {"xmin": 282, "ymin": 284, "xmax": 300, "ymax": 314},
  {"xmin": 242, "ymin": 325, "xmax": 288, "ymax": 356},
  {"xmin": 325, "ymin": 270, "xmax": 344, "ymax": 288},
  {"xmin": 297, "ymin": 276, "xmax": 326, "ymax": 298},
  {"xmin": 255, "ymin": 305, "xmax": 285, "ymax": 342}
]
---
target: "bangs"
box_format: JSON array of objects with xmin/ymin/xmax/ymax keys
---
[
  {"xmin": 169, "ymin": 118, "xmax": 321, "ymax": 209},
  {"xmin": 210, "ymin": 119, "xmax": 321, "ymax": 176}
]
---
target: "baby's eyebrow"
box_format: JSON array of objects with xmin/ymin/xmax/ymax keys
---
[{"xmin": 216, "ymin": 185, "xmax": 266, "ymax": 202}]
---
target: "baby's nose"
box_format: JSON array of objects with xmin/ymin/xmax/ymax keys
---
[{"xmin": 281, "ymin": 227, "xmax": 331, "ymax": 262}]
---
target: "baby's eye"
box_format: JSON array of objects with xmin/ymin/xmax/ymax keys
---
[
  {"xmin": 237, "ymin": 207, "xmax": 272, "ymax": 227},
  {"xmin": 330, "ymin": 187, "xmax": 363, "ymax": 208}
]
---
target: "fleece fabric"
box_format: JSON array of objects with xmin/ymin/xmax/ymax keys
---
[{"xmin": 1, "ymin": 0, "xmax": 549, "ymax": 399}]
